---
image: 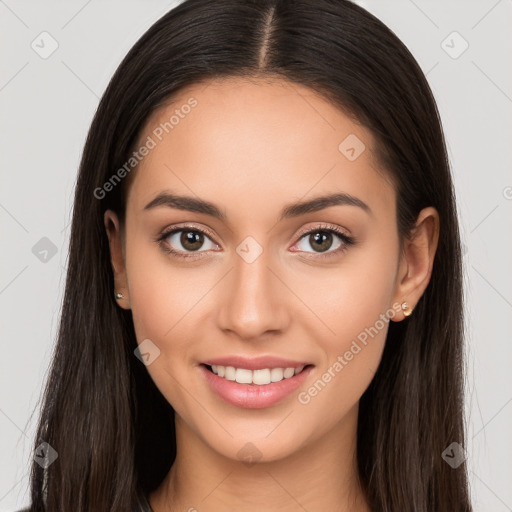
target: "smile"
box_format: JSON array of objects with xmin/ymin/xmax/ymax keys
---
[
  {"xmin": 200, "ymin": 363, "xmax": 314, "ymax": 409},
  {"xmin": 207, "ymin": 364, "xmax": 306, "ymax": 385}
]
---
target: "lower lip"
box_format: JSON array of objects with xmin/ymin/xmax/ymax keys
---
[{"xmin": 199, "ymin": 364, "xmax": 313, "ymax": 409}]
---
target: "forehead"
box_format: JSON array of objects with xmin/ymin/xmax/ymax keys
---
[{"xmin": 126, "ymin": 76, "xmax": 394, "ymax": 221}]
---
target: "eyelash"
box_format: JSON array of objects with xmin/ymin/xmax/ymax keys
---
[{"xmin": 155, "ymin": 223, "xmax": 356, "ymax": 261}]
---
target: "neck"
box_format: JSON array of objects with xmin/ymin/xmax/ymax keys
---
[{"xmin": 149, "ymin": 404, "xmax": 370, "ymax": 512}]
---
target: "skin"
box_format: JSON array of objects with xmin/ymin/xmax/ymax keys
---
[{"xmin": 104, "ymin": 77, "xmax": 439, "ymax": 512}]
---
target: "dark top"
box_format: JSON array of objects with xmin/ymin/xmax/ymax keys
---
[{"xmin": 16, "ymin": 492, "xmax": 154, "ymax": 511}]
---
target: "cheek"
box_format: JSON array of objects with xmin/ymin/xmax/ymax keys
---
[
  {"xmin": 124, "ymin": 239, "xmax": 200, "ymax": 410},
  {"xmin": 291, "ymin": 237, "xmax": 398, "ymax": 412},
  {"xmin": 295, "ymin": 283, "xmax": 394, "ymax": 434},
  {"xmin": 292, "ymin": 235, "xmax": 398, "ymax": 351},
  {"xmin": 124, "ymin": 232, "xmax": 187, "ymax": 362},
  {"xmin": 124, "ymin": 230, "xmax": 218, "ymax": 381},
  {"xmin": 124, "ymin": 225, "xmax": 195, "ymax": 337},
  {"xmin": 127, "ymin": 266, "xmax": 174, "ymax": 342}
]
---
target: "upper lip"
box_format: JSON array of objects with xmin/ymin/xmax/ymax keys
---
[{"xmin": 201, "ymin": 356, "xmax": 312, "ymax": 371}]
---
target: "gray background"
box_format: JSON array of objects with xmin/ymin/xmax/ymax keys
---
[{"xmin": 1, "ymin": 1, "xmax": 511, "ymax": 510}]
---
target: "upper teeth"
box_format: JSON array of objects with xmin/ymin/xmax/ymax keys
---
[{"xmin": 210, "ymin": 365, "xmax": 305, "ymax": 385}]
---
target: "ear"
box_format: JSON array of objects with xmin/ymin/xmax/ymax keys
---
[
  {"xmin": 390, "ymin": 206, "xmax": 439, "ymax": 321},
  {"xmin": 104, "ymin": 209, "xmax": 131, "ymax": 310}
]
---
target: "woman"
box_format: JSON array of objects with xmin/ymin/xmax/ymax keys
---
[{"xmin": 24, "ymin": 0, "xmax": 472, "ymax": 510}]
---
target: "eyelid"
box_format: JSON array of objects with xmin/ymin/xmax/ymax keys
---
[
  {"xmin": 155, "ymin": 222, "xmax": 223, "ymax": 262},
  {"xmin": 157, "ymin": 222, "xmax": 351, "ymax": 242},
  {"xmin": 157, "ymin": 222, "xmax": 217, "ymax": 242},
  {"xmin": 293, "ymin": 222, "xmax": 352, "ymax": 241},
  {"xmin": 156, "ymin": 222, "xmax": 355, "ymax": 259},
  {"xmin": 290, "ymin": 223, "xmax": 355, "ymax": 259}
]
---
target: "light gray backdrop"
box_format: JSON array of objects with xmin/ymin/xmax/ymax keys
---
[{"xmin": 1, "ymin": 1, "xmax": 511, "ymax": 510}]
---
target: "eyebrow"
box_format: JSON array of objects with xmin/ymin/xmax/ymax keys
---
[{"xmin": 143, "ymin": 190, "xmax": 371, "ymax": 220}]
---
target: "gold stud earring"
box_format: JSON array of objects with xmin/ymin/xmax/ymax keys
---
[
  {"xmin": 115, "ymin": 292, "xmax": 124, "ymax": 299},
  {"xmin": 401, "ymin": 301, "xmax": 413, "ymax": 317}
]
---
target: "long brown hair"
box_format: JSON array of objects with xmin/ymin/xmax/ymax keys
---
[{"xmin": 27, "ymin": 1, "xmax": 472, "ymax": 510}]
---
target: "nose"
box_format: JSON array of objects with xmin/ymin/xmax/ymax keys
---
[{"xmin": 216, "ymin": 249, "xmax": 290, "ymax": 341}]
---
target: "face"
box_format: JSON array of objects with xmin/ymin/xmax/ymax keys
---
[{"xmin": 105, "ymin": 76, "xmax": 437, "ymax": 464}]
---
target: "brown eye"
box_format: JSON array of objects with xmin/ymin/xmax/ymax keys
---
[
  {"xmin": 160, "ymin": 228, "xmax": 218, "ymax": 256},
  {"xmin": 178, "ymin": 230, "xmax": 205, "ymax": 251},
  {"xmin": 307, "ymin": 231, "xmax": 335, "ymax": 253},
  {"xmin": 291, "ymin": 224, "xmax": 356, "ymax": 260},
  {"xmin": 296, "ymin": 229, "xmax": 344, "ymax": 254}
]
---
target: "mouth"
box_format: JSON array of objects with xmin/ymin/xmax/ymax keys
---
[
  {"xmin": 202, "ymin": 363, "xmax": 313, "ymax": 385},
  {"xmin": 199, "ymin": 362, "xmax": 314, "ymax": 409}
]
